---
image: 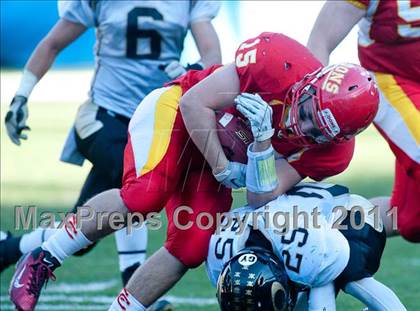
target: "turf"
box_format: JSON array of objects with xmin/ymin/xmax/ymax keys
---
[{"xmin": 1, "ymin": 100, "xmax": 419, "ymax": 310}]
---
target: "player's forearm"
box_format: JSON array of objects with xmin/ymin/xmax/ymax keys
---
[
  {"xmin": 192, "ymin": 21, "xmax": 222, "ymax": 68},
  {"xmin": 25, "ymin": 40, "xmax": 61, "ymax": 81},
  {"xmin": 15, "ymin": 38, "xmax": 62, "ymax": 98},
  {"xmin": 306, "ymin": 17, "xmax": 333, "ymax": 66},
  {"xmin": 306, "ymin": 43, "xmax": 330, "ymax": 66},
  {"xmin": 246, "ymin": 191, "xmax": 277, "ymax": 208},
  {"xmin": 199, "ymin": 50, "xmax": 222, "ymax": 69},
  {"xmin": 180, "ymin": 63, "xmax": 240, "ymax": 173},
  {"xmin": 180, "ymin": 99, "xmax": 228, "ymax": 173},
  {"xmin": 246, "ymin": 158, "xmax": 302, "ymax": 207},
  {"xmin": 307, "ymin": 1, "xmax": 365, "ymax": 65},
  {"xmin": 17, "ymin": 19, "xmax": 86, "ymax": 97}
]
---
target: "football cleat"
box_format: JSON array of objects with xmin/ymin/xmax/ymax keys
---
[
  {"xmin": 0, "ymin": 231, "xmax": 23, "ymax": 273},
  {"xmin": 9, "ymin": 247, "xmax": 60, "ymax": 311}
]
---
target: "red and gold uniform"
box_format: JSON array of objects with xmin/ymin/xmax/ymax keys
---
[
  {"xmin": 121, "ymin": 33, "xmax": 355, "ymax": 267},
  {"xmin": 233, "ymin": 33, "xmax": 355, "ymax": 181},
  {"xmin": 348, "ymin": 0, "xmax": 420, "ymax": 241}
]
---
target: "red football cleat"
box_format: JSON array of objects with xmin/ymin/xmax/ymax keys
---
[{"xmin": 9, "ymin": 247, "xmax": 60, "ymax": 311}]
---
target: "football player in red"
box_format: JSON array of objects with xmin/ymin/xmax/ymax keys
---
[
  {"xmin": 307, "ymin": 0, "xmax": 420, "ymax": 242},
  {"xmin": 9, "ymin": 32, "xmax": 379, "ymax": 311}
]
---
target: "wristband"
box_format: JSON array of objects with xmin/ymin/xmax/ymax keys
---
[
  {"xmin": 16, "ymin": 69, "xmax": 39, "ymax": 98},
  {"xmin": 246, "ymin": 143, "xmax": 278, "ymax": 193}
]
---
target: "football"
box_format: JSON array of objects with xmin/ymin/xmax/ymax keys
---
[{"xmin": 215, "ymin": 110, "xmax": 253, "ymax": 164}]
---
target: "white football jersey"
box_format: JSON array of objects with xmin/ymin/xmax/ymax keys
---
[
  {"xmin": 58, "ymin": 0, "xmax": 220, "ymax": 118},
  {"xmin": 206, "ymin": 182, "xmax": 377, "ymax": 288}
]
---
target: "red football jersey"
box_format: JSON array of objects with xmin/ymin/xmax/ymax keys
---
[
  {"xmin": 234, "ymin": 32, "xmax": 354, "ymax": 180},
  {"xmin": 170, "ymin": 32, "xmax": 355, "ymax": 181},
  {"xmin": 348, "ymin": 0, "xmax": 420, "ymax": 81},
  {"xmin": 167, "ymin": 64, "xmax": 222, "ymax": 93}
]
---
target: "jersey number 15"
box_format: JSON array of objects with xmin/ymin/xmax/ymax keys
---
[{"xmin": 235, "ymin": 38, "xmax": 260, "ymax": 68}]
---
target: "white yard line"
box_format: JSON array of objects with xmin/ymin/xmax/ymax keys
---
[
  {"xmin": 164, "ymin": 295, "xmax": 217, "ymax": 305},
  {"xmin": 1, "ymin": 294, "xmax": 217, "ymax": 305},
  {"xmin": 0, "ymin": 304, "xmax": 106, "ymax": 310},
  {"xmin": 1, "ymin": 295, "xmax": 113, "ymax": 304},
  {"xmin": 407, "ymin": 258, "xmax": 420, "ymax": 266},
  {"xmin": 1, "ymin": 279, "xmax": 217, "ymax": 308},
  {"xmin": 45, "ymin": 279, "xmax": 119, "ymax": 293}
]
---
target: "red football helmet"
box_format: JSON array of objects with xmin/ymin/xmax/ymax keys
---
[{"xmin": 281, "ymin": 63, "xmax": 379, "ymax": 146}]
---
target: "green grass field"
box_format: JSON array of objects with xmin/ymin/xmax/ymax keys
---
[{"xmin": 1, "ymin": 99, "xmax": 419, "ymax": 310}]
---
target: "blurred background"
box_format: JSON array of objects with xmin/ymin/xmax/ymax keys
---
[
  {"xmin": 1, "ymin": 1, "xmax": 359, "ymax": 104},
  {"xmin": 0, "ymin": 1, "xmax": 418, "ymax": 310}
]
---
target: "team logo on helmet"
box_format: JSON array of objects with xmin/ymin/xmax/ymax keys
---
[
  {"xmin": 321, "ymin": 64, "xmax": 351, "ymax": 94},
  {"xmin": 238, "ymin": 253, "xmax": 257, "ymax": 266}
]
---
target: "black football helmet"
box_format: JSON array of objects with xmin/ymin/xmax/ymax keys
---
[{"xmin": 217, "ymin": 247, "xmax": 294, "ymax": 311}]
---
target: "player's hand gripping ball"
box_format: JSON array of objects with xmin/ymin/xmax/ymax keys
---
[{"xmin": 235, "ymin": 93, "xmax": 275, "ymax": 142}]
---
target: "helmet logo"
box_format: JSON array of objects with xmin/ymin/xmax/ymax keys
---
[
  {"xmin": 320, "ymin": 108, "xmax": 340, "ymax": 137},
  {"xmin": 321, "ymin": 65, "xmax": 349, "ymax": 94},
  {"xmin": 238, "ymin": 254, "xmax": 258, "ymax": 266}
]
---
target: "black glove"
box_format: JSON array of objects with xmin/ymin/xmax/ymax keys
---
[{"xmin": 5, "ymin": 95, "xmax": 30, "ymax": 145}]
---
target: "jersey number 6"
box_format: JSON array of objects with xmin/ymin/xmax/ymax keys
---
[{"xmin": 126, "ymin": 7, "xmax": 163, "ymax": 59}]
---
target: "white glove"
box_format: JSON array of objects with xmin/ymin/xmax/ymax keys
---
[
  {"xmin": 5, "ymin": 95, "xmax": 30, "ymax": 145},
  {"xmin": 213, "ymin": 161, "xmax": 246, "ymax": 189},
  {"xmin": 235, "ymin": 93, "xmax": 274, "ymax": 142},
  {"xmin": 164, "ymin": 61, "xmax": 187, "ymax": 79}
]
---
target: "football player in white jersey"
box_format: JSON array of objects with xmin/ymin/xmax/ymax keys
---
[
  {"xmin": 208, "ymin": 182, "xmax": 407, "ymax": 310},
  {"xmin": 2, "ymin": 0, "xmax": 221, "ymax": 288}
]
